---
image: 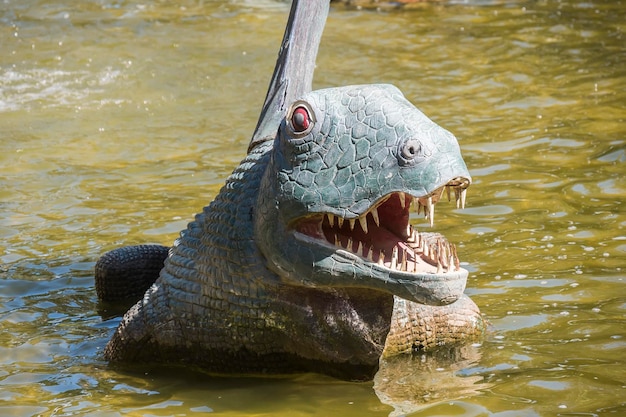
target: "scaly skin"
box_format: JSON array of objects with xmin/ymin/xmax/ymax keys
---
[
  {"xmin": 97, "ymin": 0, "xmax": 484, "ymax": 381},
  {"xmin": 99, "ymin": 85, "xmax": 484, "ymax": 381},
  {"xmin": 255, "ymin": 85, "xmax": 471, "ymax": 305}
]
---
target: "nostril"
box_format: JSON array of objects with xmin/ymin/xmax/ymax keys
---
[
  {"xmin": 403, "ymin": 143, "xmax": 418, "ymax": 157},
  {"xmin": 398, "ymin": 139, "xmax": 424, "ymax": 166}
]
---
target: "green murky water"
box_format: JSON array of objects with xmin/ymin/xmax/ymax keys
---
[{"xmin": 1, "ymin": 1, "xmax": 625, "ymax": 416}]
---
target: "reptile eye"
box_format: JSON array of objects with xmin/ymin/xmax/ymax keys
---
[
  {"xmin": 287, "ymin": 100, "xmax": 315, "ymax": 137},
  {"xmin": 292, "ymin": 107, "xmax": 310, "ymax": 132}
]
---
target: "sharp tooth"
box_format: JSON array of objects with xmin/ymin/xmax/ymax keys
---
[
  {"xmin": 460, "ymin": 188, "xmax": 467, "ymax": 209},
  {"xmin": 348, "ymin": 218, "xmax": 355, "ymax": 231},
  {"xmin": 438, "ymin": 187, "xmax": 445, "ymax": 200},
  {"xmin": 378, "ymin": 251, "xmax": 385, "ymax": 266},
  {"xmin": 327, "ymin": 213, "xmax": 335, "ymax": 227},
  {"xmin": 346, "ymin": 237, "xmax": 353, "ymax": 251},
  {"xmin": 357, "ymin": 241, "xmax": 363, "ymax": 256},
  {"xmin": 438, "ymin": 241, "xmax": 443, "ymax": 267},
  {"xmin": 334, "ymin": 233, "xmax": 340, "ymax": 247},
  {"xmin": 370, "ymin": 207, "xmax": 380, "ymax": 227},
  {"xmin": 391, "ymin": 247, "xmax": 398, "ymax": 270},
  {"xmin": 399, "ymin": 193, "xmax": 405, "ymax": 209},
  {"xmin": 337, "ymin": 217, "xmax": 345, "ymax": 228},
  {"xmin": 358, "ymin": 216, "xmax": 368, "ymax": 234},
  {"xmin": 437, "ymin": 261, "xmax": 443, "ymax": 274},
  {"xmin": 449, "ymin": 255, "xmax": 455, "ymax": 272},
  {"xmin": 406, "ymin": 224, "xmax": 413, "ymax": 241},
  {"xmin": 440, "ymin": 242, "xmax": 448, "ymax": 269},
  {"xmin": 401, "ymin": 250, "xmax": 407, "ymax": 272},
  {"xmin": 455, "ymin": 187, "xmax": 461, "ymax": 209},
  {"xmin": 452, "ymin": 244, "xmax": 460, "ymax": 270},
  {"xmin": 423, "ymin": 243, "xmax": 429, "ymax": 257},
  {"xmin": 426, "ymin": 196, "xmax": 434, "ymax": 227}
]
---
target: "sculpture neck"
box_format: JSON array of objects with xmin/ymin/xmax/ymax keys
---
[{"xmin": 249, "ymin": 0, "xmax": 329, "ymax": 152}]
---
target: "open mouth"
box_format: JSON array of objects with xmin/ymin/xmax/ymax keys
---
[{"xmin": 293, "ymin": 177, "xmax": 470, "ymax": 275}]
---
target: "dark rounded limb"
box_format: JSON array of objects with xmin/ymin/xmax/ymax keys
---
[{"xmin": 95, "ymin": 244, "xmax": 170, "ymax": 302}]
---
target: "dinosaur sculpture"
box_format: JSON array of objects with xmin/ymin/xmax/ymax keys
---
[{"xmin": 96, "ymin": 0, "xmax": 483, "ymax": 381}]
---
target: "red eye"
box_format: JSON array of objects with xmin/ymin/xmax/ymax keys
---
[
  {"xmin": 287, "ymin": 101, "xmax": 315, "ymax": 137},
  {"xmin": 291, "ymin": 106, "xmax": 310, "ymax": 132}
]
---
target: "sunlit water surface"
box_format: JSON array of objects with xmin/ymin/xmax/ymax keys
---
[{"xmin": 1, "ymin": 0, "xmax": 624, "ymax": 416}]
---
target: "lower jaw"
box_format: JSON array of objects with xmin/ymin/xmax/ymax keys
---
[
  {"xmin": 295, "ymin": 230, "xmax": 462, "ymax": 275},
  {"xmin": 291, "ymin": 232, "xmax": 469, "ymax": 305},
  {"xmin": 325, "ymin": 250, "xmax": 469, "ymax": 305}
]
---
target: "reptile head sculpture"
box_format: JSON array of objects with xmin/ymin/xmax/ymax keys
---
[{"xmin": 256, "ymin": 84, "xmax": 471, "ymax": 306}]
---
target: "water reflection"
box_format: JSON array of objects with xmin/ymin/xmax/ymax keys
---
[
  {"xmin": 374, "ymin": 345, "xmax": 487, "ymax": 416},
  {"xmin": 1, "ymin": 0, "xmax": 625, "ymax": 415}
]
